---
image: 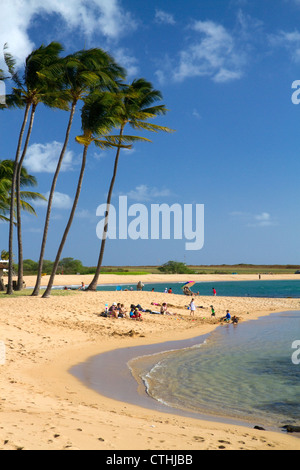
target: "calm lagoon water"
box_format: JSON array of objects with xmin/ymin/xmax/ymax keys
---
[
  {"xmin": 93, "ymin": 279, "xmax": 300, "ymax": 298},
  {"xmin": 69, "ymin": 279, "xmax": 300, "ymax": 429},
  {"xmin": 139, "ymin": 311, "xmax": 300, "ymax": 429},
  {"xmin": 70, "ymin": 310, "xmax": 300, "ymax": 430}
]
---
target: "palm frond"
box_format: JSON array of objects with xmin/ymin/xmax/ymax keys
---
[
  {"xmin": 19, "ymin": 191, "xmax": 47, "ymax": 202},
  {"xmin": 19, "ymin": 200, "xmax": 37, "ymax": 216},
  {"xmin": 93, "ymin": 139, "xmax": 132, "ymax": 150},
  {"xmin": 3, "ymin": 43, "xmax": 23, "ymax": 88},
  {"xmin": 0, "ymin": 214, "xmax": 11, "ymax": 222},
  {"xmin": 104, "ymin": 135, "xmax": 152, "ymax": 145},
  {"xmin": 130, "ymin": 121, "xmax": 175, "ymax": 133},
  {"xmin": 75, "ymin": 135, "xmax": 92, "ymax": 146}
]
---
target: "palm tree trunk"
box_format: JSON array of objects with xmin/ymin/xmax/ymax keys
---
[
  {"xmin": 16, "ymin": 103, "xmax": 37, "ymax": 291},
  {"xmin": 32, "ymin": 101, "xmax": 77, "ymax": 296},
  {"xmin": 7, "ymin": 102, "xmax": 31, "ymax": 295},
  {"xmin": 87, "ymin": 127, "xmax": 124, "ymax": 292},
  {"xmin": 42, "ymin": 145, "xmax": 88, "ymax": 298}
]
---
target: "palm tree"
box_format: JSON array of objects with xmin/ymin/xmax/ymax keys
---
[
  {"xmin": 32, "ymin": 48, "xmax": 125, "ymax": 296},
  {"xmin": 86, "ymin": 78, "xmax": 174, "ymax": 291},
  {"xmin": 4, "ymin": 42, "xmax": 66, "ymax": 294},
  {"xmin": 0, "ymin": 159, "xmax": 46, "ymax": 221},
  {"xmin": 0, "ymin": 180, "xmax": 11, "ymax": 222},
  {"xmin": 41, "ymin": 90, "xmax": 128, "ymax": 298}
]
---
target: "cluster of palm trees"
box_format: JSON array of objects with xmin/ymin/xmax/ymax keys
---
[{"xmin": 0, "ymin": 42, "xmax": 173, "ymax": 296}]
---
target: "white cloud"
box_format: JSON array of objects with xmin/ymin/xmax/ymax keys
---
[
  {"xmin": 155, "ymin": 12, "xmax": 264, "ymax": 85},
  {"xmin": 35, "ymin": 191, "xmax": 73, "ymax": 209},
  {"xmin": 75, "ymin": 209, "xmax": 96, "ymax": 222},
  {"xmin": 125, "ymin": 184, "xmax": 172, "ymax": 202},
  {"xmin": 24, "ymin": 141, "xmax": 74, "ymax": 173},
  {"xmin": 0, "ymin": 0, "xmax": 137, "ymax": 67},
  {"xmin": 112, "ymin": 48, "xmax": 139, "ymax": 78},
  {"xmin": 172, "ymin": 20, "xmax": 245, "ymax": 83},
  {"xmin": 192, "ymin": 108, "xmax": 201, "ymax": 119},
  {"xmin": 155, "ymin": 9, "xmax": 176, "ymax": 25},
  {"xmin": 230, "ymin": 211, "xmax": 277, "ymax": 227},
  {"xmin": 251, "ymin": 212, "xmax": 276, "ymax": 227},
  {"xmin": 269, "ymin": 29, "xmax": 300, "ymax": 63}
]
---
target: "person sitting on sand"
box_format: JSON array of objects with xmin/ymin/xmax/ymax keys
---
[
  {"xmin": 78, "ymin": 282, "xmax": 85, "ymax": 291},
  {"xmin": 221, "ymin": 310, "xmax": 231, "ymax": 322},
  {"xmin": 109, "ymin": 302, "xmax": 119, "ymax": 318},
  {"xmin": 118, "ymin": 304, "xmax": 127, "ymax": 318},
  {"xmin": 130, "ymin": 307, "xmax": 143, "ymax": 321},
  {"xmin": 232, "ymin": 315, "xmax": 239, "ymax": 324},
  {"xmin": 160, "ymin": 303, "xmax": 170, "ymax": 314},
  {"xmin": 183, "ymin": 286, "xmax": 192, "ymax": 296}
]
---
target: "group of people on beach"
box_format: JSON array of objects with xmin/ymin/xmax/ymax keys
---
[
  {"xmin": 105, "ymin": 302, "xmax": 143, "ymax": 320},
  {"xmin": 97, "ymin": 297, "xmax": 240, "ymax": 325},
  {"xmin": 100, "ymin": 300, "xmax": 179, "ymax": 320},
  {"xmin": 188, "ymin": 298, "xmax": 239, "ymax": 324}
]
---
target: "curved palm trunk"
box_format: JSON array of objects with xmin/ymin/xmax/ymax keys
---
[
  {"xmin": 7, "ymin": 102, "xmax": 31, "ymax": 295},
  {"xmin": 42, "ymin": 145, "xmax": 88, "ymax": 298},
  {"xmin": 32, "ymin": 101, "xmax": 77, "ymax": 296},
  {"xmin": 16, "ymin": 103, "xmax": 37, "ymax": 291},
  {"xmin": 87, "ymin": 127, "xmax": 124, "ymax": 292}
]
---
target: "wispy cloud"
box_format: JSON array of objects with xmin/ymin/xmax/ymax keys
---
[
  {"xmin": 155, "ymin": 11, "xmax": 264, "ymax": 85},
  {"xmin": 0, "ymin": 0, "xmax": 137, "ymax": 67},
  {"xmin": 35, "ymin": 191, "xmax": 73, "ymax": 209},
  {"xmin": 155, "ymin": 9, "xmax": 176, "ymax": 26},
  {"xmin": 173, "ymin": 20, "xmax": 246, "ymax": 83},
  {"xmin": 230, "ymin": 211, "xmax": 278, "ymax": 227},
  {"xmin": 123, "ymin": 184, "xmax": 172, "ymax": 202},
  {"xmin": 268, "ymin": 29, "xmax": 300, "ymax": 63},
  {"xmin": 112, "ymin": 47, "xmax": 139, "ymax": 78},
  {"xmin": 24, "ymin": 141, "xmax": 75, "ymax": 173}
]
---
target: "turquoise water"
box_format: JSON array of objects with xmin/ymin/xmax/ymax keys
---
[
  {"xmin": 141, "ymin": 311, "xmax": 300, "ymax": 429},
  {"xmin": 94, "ymin": 279, "xmax": 300, "ymax": 298}
]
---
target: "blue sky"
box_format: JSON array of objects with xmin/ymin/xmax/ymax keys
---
[{"xmin": 1, "ymin": 0, "xmax": 300, "ymax": 267}]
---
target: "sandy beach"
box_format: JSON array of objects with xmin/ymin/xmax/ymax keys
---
[{"xmin": 1, "ymin": 273, "xmax": 300, "ymax": 450}]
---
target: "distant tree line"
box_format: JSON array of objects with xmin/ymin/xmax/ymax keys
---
[
  {"xmin": 158, "ymin": 261, "xmax": 195, "ymax": 274},
  {"xmin": 22, "ymin": 257, "xmax": 93, "ymax": 275}
]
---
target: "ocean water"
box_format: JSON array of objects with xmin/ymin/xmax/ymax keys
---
[
  {"xmin": 93, "ymin": 279, "xmax": 300, "ymax": 298},
  {"xmin": 139, "ymin": 311, "xmax": 300, "ymax": 429}
]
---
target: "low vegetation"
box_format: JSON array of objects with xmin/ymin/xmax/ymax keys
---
[{"xmin": 5, "ymin": 258, "xmax": 300, "ymax": 277}]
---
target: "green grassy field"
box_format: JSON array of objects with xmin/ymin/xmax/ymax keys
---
[
  {"xmin": 100, "ymin": 264, "xmax": 300, "ymax": 275},
  {"xmin": 0, "ymin": 288, "xmax": 75, "ymax": 298}
]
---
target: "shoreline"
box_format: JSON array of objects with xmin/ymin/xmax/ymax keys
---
[
  {"xmin": 21, "ymin": 272, "xmax": 300, "ymax": 289},
  {"xmin": 1, "ymin": 274, "xmax": 300, "ymax": 450},
  {"xmin": 69, "ymin": 309, "xmax": 300, "ymax": 435}
]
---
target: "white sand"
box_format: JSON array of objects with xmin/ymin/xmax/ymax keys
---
[{"xmin": 0, "ymin": 273, "xmax": 300, "ymax": 450}]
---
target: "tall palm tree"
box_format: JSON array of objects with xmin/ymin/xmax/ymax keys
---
[
  {"xmin": 86, "ymin": 79, "xmax": 174, "ymax": 291},
  {"xmin": 4, "ymin": 42, "xmax": 66, "ymax": 294},
  {"xmin": 31, "ymin": 48, "xmax": 125, "ymax": 296},
  {"xmin": 41, "ymin": 90, "xmax": 128, "ymax": 298}
]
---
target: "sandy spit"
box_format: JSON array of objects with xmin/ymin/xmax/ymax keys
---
[{"xmin": 0, "ymin": 273, "xmax": 300, "ymax": 450}]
